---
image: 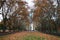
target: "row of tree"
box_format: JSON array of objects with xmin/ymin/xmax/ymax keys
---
[
  {"xmin": 0, "ymin": 0, "xmax": 30, "ymax": 32},
  {"xmin": 33, "ymin": 0, "xmax": 60, "ymax": 33},
  {"xmin": 0, "ymin": 0, "xmax": 60, "ymax": 33}
]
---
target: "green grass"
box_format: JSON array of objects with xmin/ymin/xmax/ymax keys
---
[
  {"xmin": 22, "ymin": 35, "xmax": 47, "ymax": 40},
  {"xmin": 0, "ymin": 35, "xmax": 47, "ymax": 40}
]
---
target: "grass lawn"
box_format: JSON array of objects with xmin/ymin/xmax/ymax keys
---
[
  {"xmin": 0, "ymin": 34, "xmax": 46, "ymax": 40},
  {"xmin": 0, "ymin": 31, "xmax": 60, "ymax": 40},
  {"xmin": 22, "ymin": 35, "xmax": 47, "ymax": 40}
]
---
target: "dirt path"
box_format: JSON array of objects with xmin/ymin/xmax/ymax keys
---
[{"xmin": 0, "ymin": 31, "xmax": 60, "ymax": 40}]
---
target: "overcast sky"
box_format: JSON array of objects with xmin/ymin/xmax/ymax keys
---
[
  {"xmin": 0, "ymin": 8, "xmax": 2, "ymax": 22},
  {"xmin": 23, "ymin": 0, "xmax": 34, "ymax": 8}
]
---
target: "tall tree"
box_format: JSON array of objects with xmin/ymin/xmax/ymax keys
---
[
  {"xmin": 0, "ymin": 0, "xmax": 29, "ymax": 32},
  {"xmin": 34, "ymin": 0, "xmax": 58, "ymax": 33}
]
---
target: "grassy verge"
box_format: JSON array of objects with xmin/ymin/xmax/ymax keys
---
[
  {"xmin": 22, "ymin": 35, "xmax": 47, "ymax": 40},
  {"xmin": 0, "ymin": 35, "xmax": 47, "ymax": 40}
]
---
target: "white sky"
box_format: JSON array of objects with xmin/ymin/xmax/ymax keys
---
[
  {"xmin": 0, "ymin": 15, "xmax": 3, "ymax": 22},
  {"xmin": 0, "ymin": 8, "xmax": 2, "ymax": 22},
  {"xmin": 53, "ymin": 0, "xmax": 58, "ymax": 8},
  {"xmin": 23, "ymin": 0, "xmax": 34, "ymax": 9}
]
